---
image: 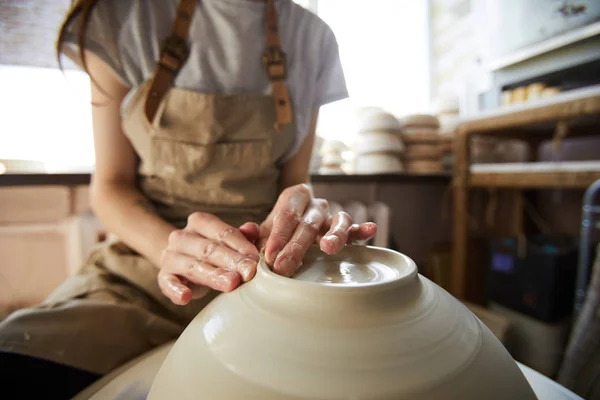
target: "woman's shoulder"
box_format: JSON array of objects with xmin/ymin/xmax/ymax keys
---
[{"xmin": 284, "ymin": 2, "xmax": 336, "ymax": 39}]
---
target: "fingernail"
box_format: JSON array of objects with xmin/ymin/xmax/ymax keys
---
[
  {"xmin": 276, "ymin": 258, "xmax": 297, "ymax": 277},
  {"xmin": 324, "ymin": 235, "xmax": 340, "ymax": 246},
  {"xmin": 269, "ymin": 248, "xmax": 282, "ymax": 264},
  {"xmin": 215, "ymin": 271, "xmax": 240, "ymax": 292},
  {"xmin": 239, "ymin": 259, "xmax": 257, "ymax": 281}
]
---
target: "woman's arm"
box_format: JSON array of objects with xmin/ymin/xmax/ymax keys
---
[
  {"xmin": 80, "ymin": 52, "xmax": 259, "ymax": 304},
  {"xmin": 84, "ymin": 53, "xmax": 175, "ymax": 266},
  {"xmin": 278, "ymin": 111, "xmax": 318, "ymax": 190}
]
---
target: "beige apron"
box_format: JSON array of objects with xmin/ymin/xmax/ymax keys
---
[{"xmin": 0, "ymin": 0, "xmax": 295, "ymax": 375}]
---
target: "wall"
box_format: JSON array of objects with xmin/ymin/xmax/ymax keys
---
[
  {"xmin": 312, "ymin": 181, "xmax": 452, "ymax": 267},
  {"xmin": 428, "ymin": 0, "xmax": 483, "ymax": 106}
]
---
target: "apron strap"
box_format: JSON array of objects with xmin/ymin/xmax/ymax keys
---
[
  {"xmin": 263, "ymin": 0, "xmax": 293, "ymax": 132},
  {"xmin": 144, "ymin": 0, "xmax": 196, "ymax": 123},
  {"xmin": 145, "ymin": 0, "xmax": 293, "ymax": 133}
]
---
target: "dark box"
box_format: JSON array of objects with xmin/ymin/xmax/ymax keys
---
[{"xmin": 486, "ymin": 235, "xmax": 578, "ymax": 322}]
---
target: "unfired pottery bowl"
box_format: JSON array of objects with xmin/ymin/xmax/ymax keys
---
[
  {"xmin": 355, "ymin": 108, "xmax": 403, "ymax": 133},
  {"xmin": 353, "ymin": 131, "xmax": 405, "ymax": 155},
  {"xmin": 148, "ymin": 245, "xmax": 537, "ymax": 399},
  {"xmin": 354, "ymin": 153, "xmax": 404, "ymax": 174}
]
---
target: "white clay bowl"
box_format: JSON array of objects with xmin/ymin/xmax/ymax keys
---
[
  {"xmin": 320, "ymin": 152, "xmax": 345, "ymax": 166},
  {"xmin": 318, "ymin": 165, "xmax": 345, "ymax": 175},
  {"xmin": 356, "ymin": 108, "xmax": 402, "ymax": 133},
  {"xmin": 354, "ymin": 153, "xmax": 403, "ymax": 174},
  {"xmin": 354, "ymin": 131, "xmax": 405, "ymax": 155},
  {"xmin": 72, "ymin": 246, "xmax": 549, "ymax": 399},
  {"xmin": 400, "ymin": 113, "xmax": 440, "ymax": 129},
  {"xmin": 319, "ymin": 140, "xmax": 347, "ymax": 156},
  {"xmin": 146, "ymin": 246, "xmax": 536, "ymax": 399}
]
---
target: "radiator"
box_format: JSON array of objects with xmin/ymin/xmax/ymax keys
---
[{"xmin": 329, "ymin": 201, "xmax": 391, "ymax": 248}]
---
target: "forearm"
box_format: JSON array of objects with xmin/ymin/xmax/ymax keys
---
[{"xmin": 90, "ymin": 180, "xmax": 175, "ymax": 266}]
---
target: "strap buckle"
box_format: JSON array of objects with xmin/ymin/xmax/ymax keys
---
[
  {"xmin": 159, "ymin": 35, "xmax": 190, "ymax": 73},
  {"xmin": 262, "ymin": 46, "xmax": 287, "ymax": 80}
]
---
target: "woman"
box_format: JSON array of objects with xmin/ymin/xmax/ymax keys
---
[{"xmin": 0, "ymin": 0, "xmax": 376, "ymax": 397}]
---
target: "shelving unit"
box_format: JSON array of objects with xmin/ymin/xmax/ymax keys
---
[{"xmin": 452, "ymin": 85, "xmax": 600, "ymax": 302}]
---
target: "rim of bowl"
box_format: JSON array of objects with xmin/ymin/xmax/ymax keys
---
[{"xmin": 257, "ymin": 245, "xmax": 418, "ymax": 293}]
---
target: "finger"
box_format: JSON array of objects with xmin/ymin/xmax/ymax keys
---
[
  {"xmin": 265, "ymin": 185, "xmax": 312, "ymax": 265},
  {"xmin": 168, "ymin": 230, "xmax": 257, "ymax": 281},
  {"xmin": 239, "ymin": 222, "xmax": 260, "ymax": 244},
  {"xmin": 157, "ymin": 270, "xmax": 192, "ymax": 306},
  {"xmin": 348, "ymin": 222, "xmax": 378, "ymax": 242},
  {"xmin": 272, "ymin": 200, "xmax": 328, "ymax": 277},
  {"xmin": 318, "ymin": 215, "xmax": 334, "ymax": 237},
  {"xmin": 256, "ymin": 217, "xmax": 275, "ymax": 254},
  {"xmin": 186, "ymin": 212, "xmax": 259, "ymax": 259},
  {"xmin": 319, "ymin": 211, "xmax": 353, "ymax": 255},
  {"xmin": 161, "ymin": 249, "xmax": 243, "ymax": 292}
]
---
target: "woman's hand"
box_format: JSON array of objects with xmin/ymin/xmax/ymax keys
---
[
  {"xmin": 158, "ymin": 212, "xmax": 262, "ymax": 305},
  {"xmin": 258, "ymin": 184, "xmax": 377, "ymax": 277}
]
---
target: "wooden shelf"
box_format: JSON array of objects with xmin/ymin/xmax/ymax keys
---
[
  {"xmin": 311, "ymin": 173, "xmax": 451, "ymax": 184},
  {"xmin": 0, "ymin": 172, "xmax": 452, "ymax": 187},
  {"xmin": 452, "ymin": 84, "xmax": 600, "ymax": 304},
  {"xmin": 469, "ymin": 170, "xmax": 600, "ymax": 189},
  {"xmin": 457, "ymin": 85, "xmax": 600, "ymax": 135}
]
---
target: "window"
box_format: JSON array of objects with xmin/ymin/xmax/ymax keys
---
[
  {"xmin": 0, "ymin": 0, "xmax": 430, "ymax": 169},
  {"xmin": 0, "ymin": 65, "xmax": 94, "ymax": 171},
  {"xmin": 315, "ymin": 0, "xmax": 430, "ymax": 145}
]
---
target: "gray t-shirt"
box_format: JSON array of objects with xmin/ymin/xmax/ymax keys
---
[{"xmin": 64, "ymin": 0, "xmax": 348, "ymax": 162}]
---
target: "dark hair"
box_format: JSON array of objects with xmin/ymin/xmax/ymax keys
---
[
  {"xmin": 57, "ymin": 1, "xmax": 101, "ymax": 73},
  {"xmin": 57, "ymin": 1, "xmax": 112, "ymax": 98}
]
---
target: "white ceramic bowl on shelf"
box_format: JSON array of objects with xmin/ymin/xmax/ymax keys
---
[
  {"xmin": 353, "ymin": 131, "xmax": 404, "ymax": 155},
  {"xmin": 405, "ymin": 159, "xmax": 445, "ymax": 174},
  {"xmin": 354, "ymin": 153, "xmax": 403, "ymax": 174},
  {"xmin": 320, "ymin": 152, "xmax": 345, "ymax": 166},
  {"xmin": 318, "ymin": 165, "xmax": 345, "ymax": 175},
  {"xmin": 400, "ymin": 113, "xmax": 440, "ymax": 129},
  {"xmin": 355, "ymin": 107, "xmax": 402, "ymax": 133},
  {"xmin": 319, "ymin": 140, "xmax": 347, "ymax": 156}
]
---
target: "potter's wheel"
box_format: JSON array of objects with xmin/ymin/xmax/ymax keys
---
[{"xmin": 74, "ymin": 340, "xmax": 582, "ymax": 400}]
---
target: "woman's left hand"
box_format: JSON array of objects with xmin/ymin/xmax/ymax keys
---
[{"xmin": 255, "ymin": 184, "xmax": 377, "ymax": 277}]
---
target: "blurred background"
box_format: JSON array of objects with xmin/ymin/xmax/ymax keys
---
[{"xmin": 1, "ymin": 1, "xmax": 600, "ymax": 397}]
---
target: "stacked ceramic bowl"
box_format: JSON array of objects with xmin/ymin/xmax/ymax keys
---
[
  {"xmin": 432, "ymin": 96, "xmax": 460, "ymax": 173},
  {"xmin": 399, "ymin": 114, "xmax": 443, "ymax": 174},
  {"xmin": 353, "ymin": 108, "xmax": 404, "ymax": 174},
  {"xmin": 318, "ymin": 139, "xmax": 347, "ymax": 175}
]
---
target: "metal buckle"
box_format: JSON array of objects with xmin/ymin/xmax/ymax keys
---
[
  {"xmin": 262, "ymin": 47, "xmax": 287, "ymax": 80},
  {"xmin": 159, "ymin": 35, "xmax": 190, "ymax": 72}
]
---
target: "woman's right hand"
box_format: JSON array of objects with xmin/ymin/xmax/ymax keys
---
[{"xmin": 158, "ymin": 212, "xmax": 261, "ymax": 305}]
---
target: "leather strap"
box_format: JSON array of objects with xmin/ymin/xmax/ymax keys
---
[
  {"xmin": 145, "ymin": 0, "xmax": 196, "ymax": 123},
  {"xmin": 145, "ymin": 0, "xmax": 292, "ymax": 132},
  {"xmin": 263, "ymin": 0, "xmax": 292, "ymax": 132}
]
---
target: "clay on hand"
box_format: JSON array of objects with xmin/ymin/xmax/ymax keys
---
[
  {"xmin": 257, "ymin": 184, "xmax": 377, "ymax": 277},
  {"xmin": 158, "ymin": 212, "xmax": 261, "ymax": 305}
]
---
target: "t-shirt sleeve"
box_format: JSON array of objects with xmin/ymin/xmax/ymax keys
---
[
  {"xmin": 315, "ymin": 27, "xmax": 349, "ymax": 108},
  {"xmin": 59, "ymin": 1, "xmax": 129, "ymax": 86}
]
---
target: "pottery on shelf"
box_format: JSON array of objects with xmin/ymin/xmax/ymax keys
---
[
  {"xmin": 319, "ymin": 139, "xmax": 347, "ymax": 156},
  {"xmin": 148, "ymin": 245, "xmax": 537, "ymax": 400},
  {"xmin": 404, "ymin": 159, "xmax": 445, "ymax": 174},
  {"xmin": 354, "ymin": 153, "xmax": 404, "ymax": 174},
  {"xmin": 400, "ymin": 113, "xmax": 441, "ymax": 130},
  {"xmin": 353, "ymin": 131, "xmax": 405, "ymax": 155},
  {"xmin": 355, "ymin": 107, "xmax": 403, "ymax": 133}
]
